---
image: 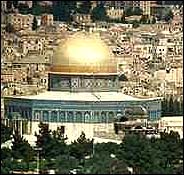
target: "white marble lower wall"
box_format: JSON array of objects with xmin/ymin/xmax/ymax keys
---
[{"xmin": 24, "ymin": 121, "xmax": 115, "ymax": 145}]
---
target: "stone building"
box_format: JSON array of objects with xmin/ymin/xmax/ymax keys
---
[
  {"xmin": 106, "ymin": 7, "xmax": 124, "ymax": 20},
  {"xmin": 41, "ymin": 14, "xmax": 54, "ymax": 26},
  {"xmin": 140, "ymin": 1, "xmax": 157, "ymax": 16},
  {"xmin": 3, "ymin": 32, "xmax": 162, "ymax": 143},
  {"xmin": 6, "ymin": 13, "xmax": 34, "ymax": 31},
  {"xmin": 72, "ymin": 13, "xmax": 92, "ymax": 24},
  {"xmin": 158, "ymin": 116, "xmax": 183, "ymax": 138}
]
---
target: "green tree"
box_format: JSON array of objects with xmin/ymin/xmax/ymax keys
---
[
  {"xmin": 11, "ymin": 131, "xmax": 34, "ymax": 170},
  {"xmin": 133, "ymin": 7, "xmax": 143, "ymax": 15},
  {"xmin": 18, "ymin": 3, "xmax": 31, "ymax": 14},
  {"xmin": 117, "ymin": 132, "xmax": 183, "ymax": 174},
  {"xmin": 69, "ymin": 132, "xmax": 94, "ymax": 162},
  {"xmin": 180, "ymin": 100, "xmax": 183, "ymax": 115},
  {"xmin": 91, "ymin": 4, "xmax": 107, "ymax": 21},
  {"xmin": 173, "ymin": 98, "xmax": 179, "ymax": 115},
  {"xmin": 157, "ymin": 7, "xmax": 173, "ymax": 22},
  {"xmin": 124, "ymin": 7, "xmax": 133, "ymax": 17},
  {"xmin": 36, "ymin": 123, "xmax": 68, "ymax": 161},
  {"xmin": 152, "ymin": 17, "xmax": 156, "ymax": 24},
  {"xmin": 81, "ymin": 151, "xmax": 113, "ymax": 174},
  {"xmin": 47, "ymin": 127, "xmax": 68, "ymax": 159},
  {"xmin": 32, "ymin": 2, "xmax": 43, "ymax": 16},
  {"xmin": 161, "ymin": 97, "xmax": 167, "ymax": 116},
  {"xmin": 165, "ymin": 10, "xmax": 173, "ymax": 22},
  {"xmin": 168, "ymin": 95, "xmax": 174, "ymax": 116},
  {"xmin": 35, "ymin": 122, "xmax": 52, "ymax": 158},
  {"xmin": 53, "ymin": 1, "xmax": 77, "ymax": 22},
  {"xmin": 110, "ymin": 159, "xmax": 129, "ymax": 174},
  {"xmin": 32, "ymin": 16, "xmax": 38, "ymax": 31},
  {"xmin": 1, "ymin": 123, "xmax": 13, "ymax": 143},
  {"xmin": 1, "ymin": 148, "xmax": 13, "ymax": 174},
  {"xmin": 54, "ymin": 155, "xmax": 79, "ymax": 174}
]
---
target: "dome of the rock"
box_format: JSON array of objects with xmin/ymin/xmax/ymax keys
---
[{"xmin": 50, "ymin": 32, "xmax": 117, "ymax": 73}]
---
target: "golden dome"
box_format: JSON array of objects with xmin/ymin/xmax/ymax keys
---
[{"xmin": 51, "ymin": 32, "xmax": 117, "ymax": 73}]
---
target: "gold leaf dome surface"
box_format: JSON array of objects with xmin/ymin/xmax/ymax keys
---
[{"xmin": 51, "ymin": 32, "xmax": 117, "ymax": 73}]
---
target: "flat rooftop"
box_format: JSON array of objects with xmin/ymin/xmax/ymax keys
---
[{"xmin": 9, "ymin": 91, "xmax": 162, "ymax": 102}]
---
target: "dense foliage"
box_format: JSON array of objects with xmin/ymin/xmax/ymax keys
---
[
  {"xmin": 1, "ymin": 123, "xmax": 183, "ymax": 174},
  {"xmin": 124, "ymin": 7, "xmax": 143, "ymax": 17},
  {"xmin": 1, "ymin": 123, "xmax": 13, "ymax": 143},
  {"xmin": 156, "ymin": 7, "xmax": 174, "ymax": 22},
  {"xmin": 11, "ymin": 131, "xmax": 35, "ymax": 170},
  {"xmin": 53, "ymin": 1, "xmax": 77, "ymax": 21},
  {"xmin": 91, "ymin": 3, "xmax": 108, "ymax": 22},
  {"xmin": 32, "ymin": 16, "xmax": 38, "ymax": 31}
]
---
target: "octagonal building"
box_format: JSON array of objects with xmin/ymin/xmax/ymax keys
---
[{"xmin": 3, "ymin": 32, "xmax": 162, "ymax": 143}]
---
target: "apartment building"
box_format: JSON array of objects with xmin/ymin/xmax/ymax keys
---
[
  {"xmin": 6, "ymin": 13, "xmax": 34, "ymax": 31},
  {"xmin": 106, "ymin": 7, "xmax": 124, "ymax": 20},
  {"xmin": 20, "ymin": 38, "xmax": 43, "ymax": 55},
  {"xmin": 72, "ymin": 13, "xmax": 92, "ymax": 24},
  {"xmin": 41, "ymin": 14, "xmax": 54, "ymax": 26},
  {"xmin": 159, "ymin": 116, "xmax": 183, "ymax": 138},
  {"xmin": 140, "ymin": 1, "xmax": 157, "ymax": 16}
]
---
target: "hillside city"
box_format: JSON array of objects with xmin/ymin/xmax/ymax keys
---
[{"xmin": 1, "ymin": 1, "xmax": 183, "ymax": 174}]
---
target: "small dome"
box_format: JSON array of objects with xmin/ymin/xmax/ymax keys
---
[{"xmin": 51, "ymin": 32, "xmax": 117, "ymax": 73}]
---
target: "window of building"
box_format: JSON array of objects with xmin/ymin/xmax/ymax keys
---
[
  {"xmin": 43, "ymin": 111, "xmax": 49, "ymax": 122},
  {"xmin": 34, "ymin": 111, "xmax": 40, "ymax": 120},
  {"xmin": 59, "ymin": 111, "xmax": 66, "ymax": 122},
  {"xmin": 101, "ymin": 111, "xmax": 107, "ymax": 122},
  {"xmin": 84, "ymin": 111, "xmax": 91, "ymax": 123},
  {"xmin": 67, "ymin": 111, "xmax": 74, "ymax": 122},
  {"xmin": 76, "ymin": 111, "xmax": 83, "ymax": 122},
  {"xmin": 51, "ymin": 111, "xmax": 58, "ymax": 122}
]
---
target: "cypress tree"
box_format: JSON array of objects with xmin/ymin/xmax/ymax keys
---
[
  {"xmin": 32, "ymin": 16, "xmax": 38, "ymax": 31},
  {"xmin": 168, "ymin": 95, "xmax": 174, "ymax": 116}
]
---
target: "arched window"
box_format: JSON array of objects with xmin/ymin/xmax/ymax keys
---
[
  {"xmin": 84, "ymin": 111, "xmax": 91, "ymax": 123},
  {"xmin": 101, "ymin": 111, "xmax": 107, "ymax": 122},
  {"xmin": 67, "ymin": 111, "xmax": 74, "ymax": 122},
  {"xmin": 59, "ymin": 111, "xmax": 66, "ymax": 122},
  {"xmin": 51, "ymin": 111, "xmax": 58, "ymax": 122},
  {"xmin": 94, "ymin": 111, "xmax": 100, "ymax": 123},
  {"xmin": 34, "ymin": 111, "xmax": 40, "ymax": 121},
  {"xmin": 43, "ymin": 111, "xmax": 49, "ymax": 122},
  {"xmin": 75, "ymin": 111, "xmax": 83, "ymax": 123}
]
